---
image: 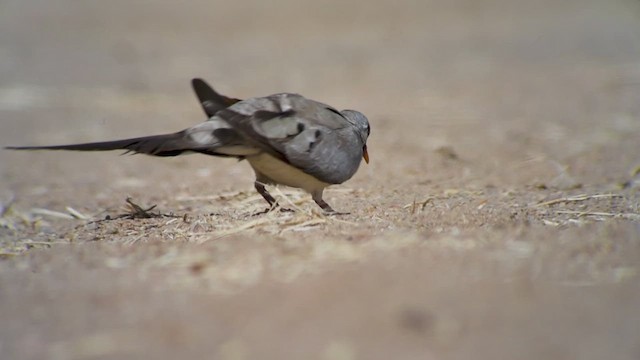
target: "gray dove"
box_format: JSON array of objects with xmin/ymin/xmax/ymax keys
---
[{"xmin": 6, "ymin": 79, "xmax": 370, "ymax": 213}]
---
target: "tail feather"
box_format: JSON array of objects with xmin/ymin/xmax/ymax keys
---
[
  {"xmin": 6, "ymin": 78, "xmax": 245, "ymax": 157},
  {"xmin": 191, "ymin": 78, "xmax": 241, "ymax": 118},
  {"xmin": 5, "ymin": 133, "xmax": 194, "ymax": 157}
]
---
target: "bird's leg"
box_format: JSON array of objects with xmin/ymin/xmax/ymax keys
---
[
  {"xmin": 254, "ymin": 181, "xmax": 276, "ymax": 207},
  {"xmin": 250, "ymin": 182, "xmax": 278, "ymax": 216},
  {"xmin": 312, "ymin": 190, "xmax": 348, "ymax": 215},
  {"xmin": 253, "ymin": 181, "xmax": 293, "ymax": 214}
]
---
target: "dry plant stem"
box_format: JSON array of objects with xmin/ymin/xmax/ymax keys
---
[{"xmin": 536, "ymin": 194, "xmax": 623, "ymax": 207}]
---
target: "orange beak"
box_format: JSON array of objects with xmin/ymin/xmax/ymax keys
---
[{"xmin": 363, "ymin": 145, "xmax": 369, "ymax": 164}]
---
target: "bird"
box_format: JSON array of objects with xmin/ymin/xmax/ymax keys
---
[{"xmin": 6, "ymin": 78, "xmax": 371, "ymax": 213}]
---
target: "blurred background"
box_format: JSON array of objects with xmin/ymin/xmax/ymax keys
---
[
  {"xmin": 2, "ymin": 0, "xmax": 640, "ymax": 189},
  {"xmin": 2, "ymin": 1, "xmax": 640, "ymax": 359}
]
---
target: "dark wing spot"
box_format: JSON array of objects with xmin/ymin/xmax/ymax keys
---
[
  {"xmin": 254, "ymin": 109, "xmax": 296, "ymax": 121},
  {"xmin": 212, "ymin": 128, "xmax": 238, "ymax": 141},
  {"xmin": 297, "ymin": 122, "xmax": 305, "ymax": 133},
  {"xmin": 308, "ymin": 130, "xmax": 323, "ymax": 152}
]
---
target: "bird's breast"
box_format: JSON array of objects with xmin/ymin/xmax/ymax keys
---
[{"xmin": 247, "ymin": 153, "xmax": 330, "ymax": 193}]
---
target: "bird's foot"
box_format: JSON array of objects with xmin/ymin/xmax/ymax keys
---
[
  {"xmin": 251, "ymin": 203, "xmax": 293, "ymax": 216},
  {"xmin": 313, "ymin": 198, "xmax": 349, "ymax": 215}
]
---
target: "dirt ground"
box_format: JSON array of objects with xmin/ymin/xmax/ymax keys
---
[{"xmin": 1, "ymin": 0, "xmax": 640, "ymax": 359}]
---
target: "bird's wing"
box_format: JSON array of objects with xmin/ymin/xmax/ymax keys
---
[{"xmin": 215, "ymin": 94, "xmax": 364, "ymax": 183}]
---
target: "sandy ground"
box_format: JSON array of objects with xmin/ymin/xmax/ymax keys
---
[{"xmin": 1, "ymin": 0, "xmax": 640, "ymax": 359}]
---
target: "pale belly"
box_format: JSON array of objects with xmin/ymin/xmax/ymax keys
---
[{"xmin": 247, "ymin": 153, "xmax": 329, "ymax": 193}]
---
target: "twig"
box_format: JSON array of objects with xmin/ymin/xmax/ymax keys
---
[
  {"xmin": 66, "ymin": 206, "xmax": 89, "ymax": 220},
  {"xmin": 125, "ymin": 197, "xmax": 158, "ymax": 218},
  {"xmin": 273, "ymin": 187, "xmax": 305, "ymax": 213},
  {"xmin": 31, "ymin": 208, "xmax": 76, "ymax": 220},
  {"xmin": 279, "ymin": 218, "xmax": 326, "ymax": 234},
  {"xmin": 403, "ymin": 197, "xmax": 434, "ymax": 213},
  {"xmin": 536, "ymin": 193, "xmax": 623, "ymax": 207},
  {"xmin": 202, "ymin": 216, "xmax": 274, "ymax": 242},
  {"xmin": 553, "ymin": 210, "xmax": 640, "ymax": 220},
  {"xmin": 87, "ymin": 198, "xmax": 181, "ymax": 224}
]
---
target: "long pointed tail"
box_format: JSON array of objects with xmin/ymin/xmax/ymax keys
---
[
  {"xmin": 6, "ymin": 78, "xmax": 244, "ymax": 157},
  {"xmin": 5, "ymin": 133, "xmax": 191, "ymax": 157}
]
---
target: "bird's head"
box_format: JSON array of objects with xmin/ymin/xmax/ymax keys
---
[{"xmin": 341, "ymin": 110, "xmax": 370, "ymax": 164}]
